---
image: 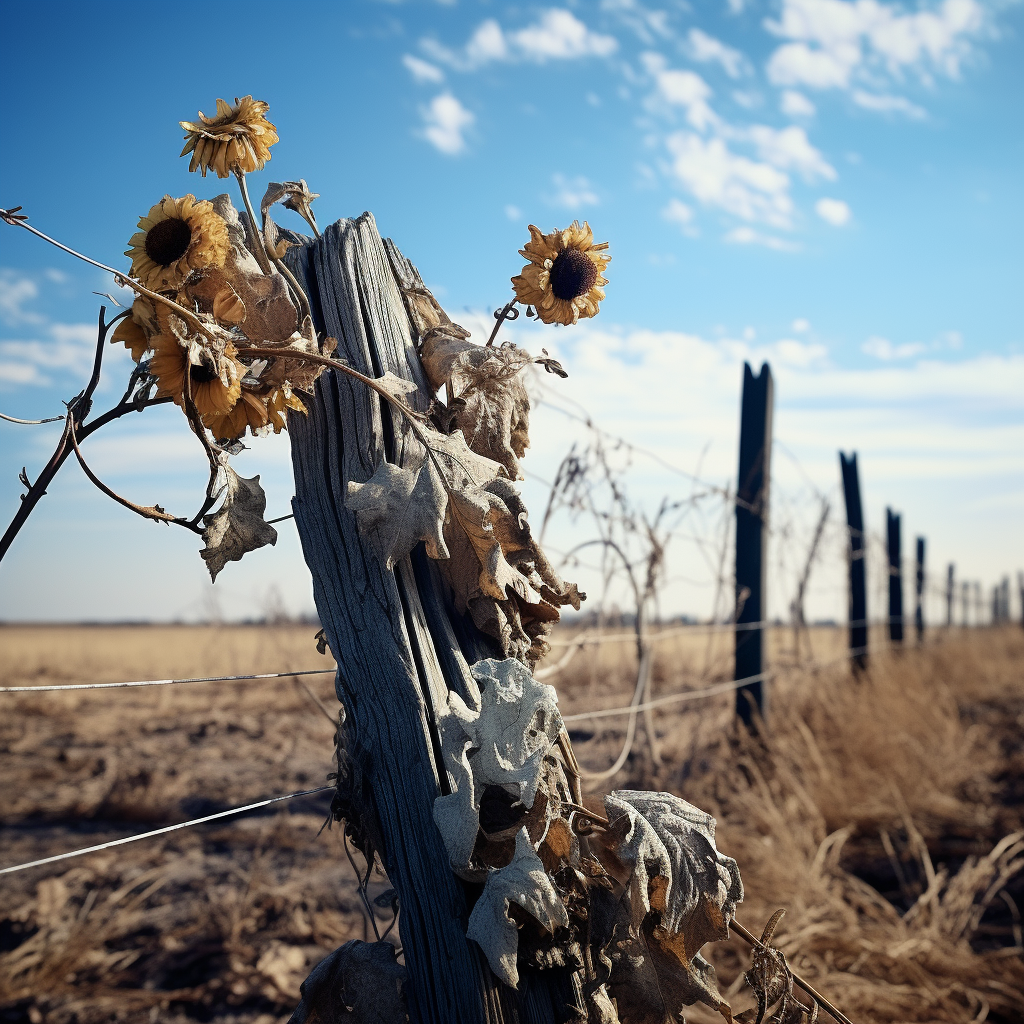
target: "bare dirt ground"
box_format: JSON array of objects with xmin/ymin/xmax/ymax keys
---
[{"xmin": 1, "ymin": 623, "xmax": 1022, "ymax": 1023}]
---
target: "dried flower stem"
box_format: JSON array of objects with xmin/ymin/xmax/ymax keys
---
[
  {"xmin": 486, "ymin": 299, "xmax": 520, "ymax": 347},
  {"xmin": 233, "ymin": 169, "xmax": 274, "ymax": 276}
]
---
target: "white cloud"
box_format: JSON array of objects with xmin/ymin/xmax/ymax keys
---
[
  {"xmin": 426, "ymin": 10, "xmax": 618, "ymax": 69},
  {"xmin": 765, "ymin": 0, "xmax": 984, "ymax": 92},
  {"xmin": 687, "ymin": 28, "xmax": 750, "ymax": 78},
  {"xmin": 0, "ymin": 321, "xmax": 107, "ymax": 387},
  {"xmin": 505, "ymin": 204, "xmax": 522, "ymax": 221},
  {"xmin": 643, "ymin": 54, "xmax": 718, "ymax": 130},
  {"xmin": 467, "ymin": 19, "xmax": 508, "ymax": 64},
  {"xmin": 725, "ymin": 226, "xmax": 799, "ymax": 251},
  {"xmin": 852, "ymin": 90, "xmax": 926, "ymax": 118},
  {"xmin": 512, "ymin": 10, "xmax": 618, "ymax": 61},
  {"xmin": 402, "ymin": 54, "xmax": 444, "ymax": 84},
  {"xmin": 792, "ymin": 317, "xmax": 811, "ymax": 332},
  {"xmin": 549, "ymin": 174, "xmax": 599, "ymax": 210},
  {"xmin": 815, "ymin": 197, "xmax": 852, "ymax": 225},
  {"xmin": 666, "ymin": 132, "xmax": 794, "ymax": 228},
  {"xmin": 601, "ymin": 0, "xmax": 673, "ymax": 44},
  {"xmin": 662, "ymin": 197, "xmax": 695, "ymax": 226},
  {"xmin": 862, "ymin": 335, "xmax": 927, "ymax": 359},
  {"xmin": 0, "ymin": 270, "xmax": 44, "ymax": 326},
  {"xmin": 780, "ymin": 89, "xmax": 816, "ymax": 117},
  {"xmin": 747, "ymin": 124, "xmax": 836, "ymax": 181},
  {"xmin": 420, "ymin": 93, "xmax": 474, "ymax": 154}
]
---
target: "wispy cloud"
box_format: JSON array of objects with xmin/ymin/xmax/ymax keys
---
[
  {"xmin": 852, "ymin": 90, "xmax": 927, "ymax": 119},
  {"xmin": 687, "ymin": 28, "xmax": 750, "ymax": 78},
  {"xmin": 549, "ymin": 174, "xmax": 599, "ymax": 210},
  {"xmin": 815, "ymin": 196, "xmax": 852, "ymax": 225},
  {"xmin": 402, "ymin": 54, "xmax": 444, "ymax": 84},
  {"xmin": 420, "ymin": 93, "xmax": 474, "ymax": 154},
  {"xmin": 0, "ymin": 269, "xmax": 45, "ymax": 326},
  {"xmin": 765, "ymin": 0, "xmax": 984, "ymax": 94},
  {"xmin": 724, "ymin": 226, "xmax": 799, "ymax": 251},
  {"xmin": 862, "ymin": 335, "xmax": 927, "ymax": 360},
  {"xmin": 422, "ymin": 9, "xmax": 617, "ymax": 70},
  {"xmin": 780, "ymin": 89, "xmax": 816, "ymax": 117}
]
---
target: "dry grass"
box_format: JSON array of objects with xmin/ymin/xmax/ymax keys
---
[{"xmin": 1, "ymin": 623, "xmax": 1021, "ymax": 1023}]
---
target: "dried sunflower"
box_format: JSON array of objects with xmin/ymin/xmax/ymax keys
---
[
  {"xmin": 204, "ymin": 391, "xmax": 271, "ymax": 441},
  {"xmin": 511, "ymin": 221, "xmax": 610, "ymax": 326},
  {"xmin": 179, "ymin": 96, "xmax": 279, "ymax": 178},
  {"xmin": 126, "ymin": 196, "xmax": 229, "ymax": 292},
  {"xmin": 148, "ymin": 313, "xmax": 242, "ymax": 420},
  {"xmin": 110, "ymin": 296, "xmax": 160, "ymax": 362}
]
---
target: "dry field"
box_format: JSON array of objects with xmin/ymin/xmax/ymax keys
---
[{"xmin": 1, "ymin": 622, "xmax": 1022, "ymax": 1023}]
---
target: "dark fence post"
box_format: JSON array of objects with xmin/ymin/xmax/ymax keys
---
[
  {"xmin": 915, "ymin": 537, "xmax": 925, "ymax": 644},
  {"xmin": 962, "ymin": 581, "xmax": 969, "ymax": 627},
  {"xmin": 735, "ymin": 361, "xmax": 773, "ymax": 728},
  {"xmin": 946, "ymin": 564, "xmax": 954, "ymax": 628},
  {"xmin": 887, "ymin": 508, "xmax": 903, "ymax": 644},
  {"xmin": 1018, "ymin": 572, "xmax": 1024, "ymax": 631},
  {"xmin": 1002, "ymin": 576, "xmax": 1011, "ymax": 624},
  {"xmin": 974, "ymin": 582, "xmax": 982, "ymax": 625},
  {"xmin": 839, "ymin": 452, "xmax": 867, "ymax": 672},
  {"xmin": 991, "ymin": 585, "xmax": 999, "ymax": 625}
]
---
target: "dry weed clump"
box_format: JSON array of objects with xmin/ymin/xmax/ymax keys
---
[{"xmin": 669, "ymin": 629, "xmax": 1024, "ymax": 1024}]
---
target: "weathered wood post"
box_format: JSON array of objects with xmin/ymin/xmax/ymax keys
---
[
  {"xmin": 946, "ymin": 563, "xmax": 954, "ymax": 628},
  {"xmin": 886, "ymin": 508, "xmax": 903, "ymax": 644},
  {"xmin": 1018, "ymin": 572, "xmax": 1024, "ymax": 631},
  {"xmin": 735, "ymin": 361, "xmax": 773, "ymax": 728},
  {"xmin": 839, "ymin": 452, "xmax": 867, "ymax": 672},
  {"xmin": 915, "ymin": 537, "xmax": 925, "ymax": 644},
  {"xmin": 281, "ymin": 215, "xmax": 582, "ymax": 1023},
  {"xmin": 962, "ymin": 580, "xmax": 970, "ymax": 627}
]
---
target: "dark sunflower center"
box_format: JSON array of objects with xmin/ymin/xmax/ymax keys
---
[
  {"xmin": 549, "ymin": 248, "xmax": 598, "ymax": 302},
  {"xmin": 145, "ymin": 217, "xmax": 193, "ymax": 268},
  {"xmin": 190, "ymin": 363, "xmax": 219, "ymax": 385}
]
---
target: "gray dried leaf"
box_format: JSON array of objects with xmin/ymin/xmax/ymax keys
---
[
  {"xmin": 455, "ymin": 658, "xmax": 563, "ymax": 808},
  {"xmin": 200, "ymin": 468, "xmax": 278, "ymax": 582},
  {"xmin": 467, "ymin": 828, "xmax": 569, "ymax": 989},
  {"xmin": 421, "ymin": 332, "xmax": 532, "ymax": 479},
  {"xmin": 346, "ymin": 455, "xmax": 449, "ymax": 570}
]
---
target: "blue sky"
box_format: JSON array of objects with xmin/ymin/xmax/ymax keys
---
[{"xmin": 1, "ymin": 0, "xmax": 1021, "ymax": 623}]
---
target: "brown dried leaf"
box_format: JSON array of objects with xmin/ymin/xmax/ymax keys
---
[
  {"xmin": 346, "ymin": 454, "xmax": 449, "ymax": 570},
  {"xmin": 200, "ymin": 468, "xmax": 278, "ymax": 582}
]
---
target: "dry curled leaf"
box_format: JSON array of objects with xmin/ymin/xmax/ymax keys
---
[
  {"xmin": 422, "ymin": 331, "xmax": 532, "ymax": 480},
  {"xmin": 346, "ymin": 455, "xmax": 449, "ymax": 570},
  {"xmin": 200, "ymin": 467, "xmax": 278, "ymax": 581},
  {"xmin": 467, "ymin": 828, "xmax": 569, "ymax": 989}
]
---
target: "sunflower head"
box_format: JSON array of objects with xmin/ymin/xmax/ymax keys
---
[
  {"xmin": 126, "ymin": 196, "xmax": 229, "ymax": 293},
  {"xmin": 148, "ymin": 306, "xmax": 242, "ymax": 419},
  {"xmin": 204, "ymin": 391, "xmax": 272, "ymax": 442},
  {"xmin": 511, "ymin": 221, "xmax": 610, "ymax": 326},
  {"xmin": 180, "ymin": 96, "xmax": 279, "ymax": 178}
]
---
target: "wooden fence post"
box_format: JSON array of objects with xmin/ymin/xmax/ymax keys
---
[
  {"xmin": 1018, "ymin": 572, "xmax": 1024, "ymax": 631},
  {"xmin": 735, "ymin": 361, "xmax": 773, "ymax": 729},
  {"xmin": 282, "ymin": 215, "xmax": 582, "ymax": 1024},
  {"xmin": 974, "ymin": 582, "xmax": 982, "ymax": 625},
  {"xmin": 839, "ymin": 452, "xmax": 867, "ymax": 672},
  {"xmin": 946, "ymin": 564, "xmax": 954, "ymax": 628},
  {"xmin": 915, "ymin": 537, "xmax": 925, "ymax": 644},
  {"xmin": 886, "ymin": 509, "xmax": 903, "ymax": 644}
]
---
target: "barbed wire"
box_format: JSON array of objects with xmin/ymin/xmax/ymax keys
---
[
  {"xmin": 0, "ymin": 667, "xmax": 335, "ymax": 694},
  {"xmin": 0, "ymin": 785, "xmax": 334, "ymax": 877}
]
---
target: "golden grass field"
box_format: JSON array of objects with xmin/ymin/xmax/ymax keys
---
[{"xmin": 1, "ymin": 622, "xmax": 1022, "ymax": 1023}]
